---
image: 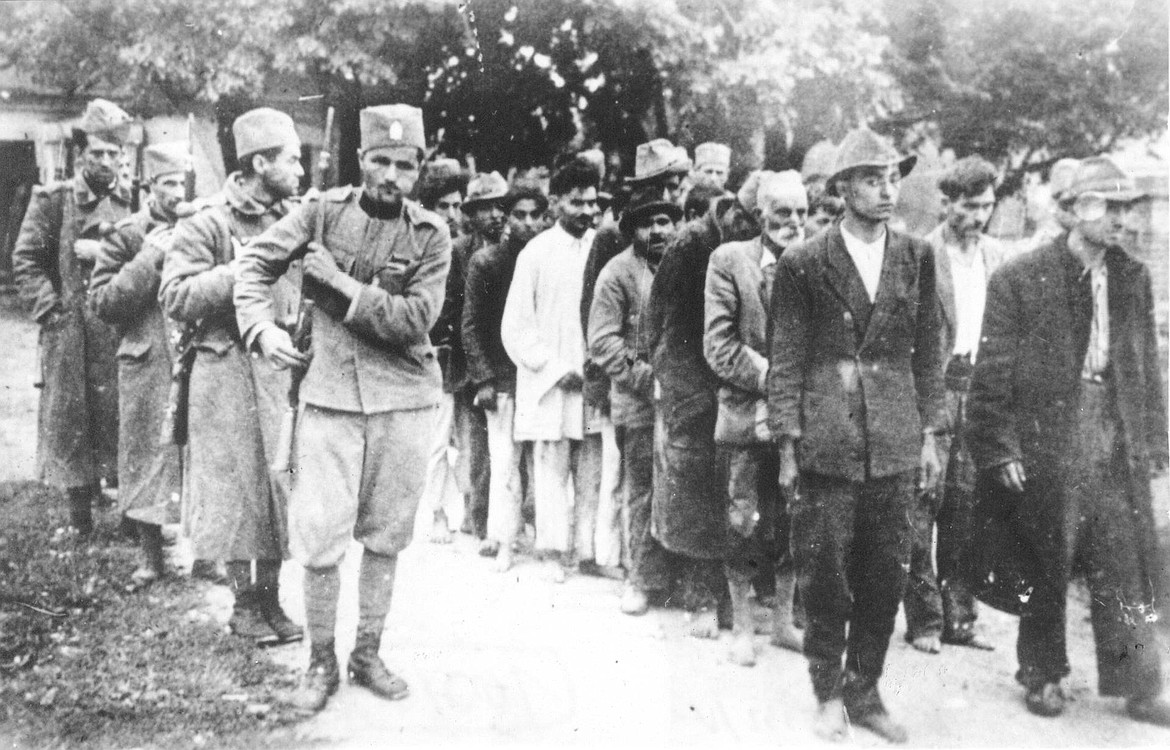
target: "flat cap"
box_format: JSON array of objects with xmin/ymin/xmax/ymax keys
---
[
  {"xmin": 144, "ymin": 141, "xmax": 190, "ymax": 181},
  {"xmin": 1066, "ymin": 156, "xmax": 1146, "ymax": 203},
  {"xmin": 233, "ymin": 107, "xmax": 299, "ymax": 158},
  {"xmin": 361, "ymin": 104, "xmax": 426, "ymax": 152},
  {"xmin": 80, "ymin": 98, "xmax": 133, "ymax": 144}
]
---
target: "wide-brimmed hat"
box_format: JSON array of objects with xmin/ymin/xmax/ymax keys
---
[
  {"xmin": 619, "ymin": 184, "xmax": 683, "ymax": 236},
  {"xmin": 626, "ymin": 138, "xmax": 691, "ymax": 185},
  {"xmin": 1064, "ymin": 156, "xmax": 1146, "ymax": 204},
  {"xmin": 825, "ymin": 128, "xmax": 916, "ymax": 196},
  {"xmin": 462, "ymin": 171, "xmax": 509, "ymax": 212}
]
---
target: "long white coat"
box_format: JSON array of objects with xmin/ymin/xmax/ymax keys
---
[{"xmin": 501, "ymin": 222, "xmax": 596, "ymax": 442}]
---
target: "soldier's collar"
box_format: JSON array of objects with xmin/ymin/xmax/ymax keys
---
[
  {"xmin": 223, "ymin": 172, "xmax": 289, "ymax": 218},
  {"xmin": 73, "ymin": 173, "xmax": 130, "ymax": 207}
]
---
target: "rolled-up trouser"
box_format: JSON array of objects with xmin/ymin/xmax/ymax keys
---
[
  {"xmin": 420, "ymin": 393, "xmax": 465, "ymax": 519},
  {"xmin": 290, "ymin": 404, "xmax": 433, "ymax": 568},
  {"xmin": 723, "ymin": 444, "xmax": 790, "ymax": 585},
  {"xmin": 593, "ymin": 417, "xmax": 625, "ymax": 569},
  {"xmin": 792, "ymin": 471, "xmax": 914, "ymax": 702},
  {"xmin": 532, "ymin": 435, "xmax": 601, "ymax": 557},
  {"xmin": 484, "ymin": 393, "xmax": 525, "ymax": 547}
]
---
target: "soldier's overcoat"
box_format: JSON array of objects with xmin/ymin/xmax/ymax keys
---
[
  {"xmin": 159, "ymin": 174, "xmax": 300, "ymax": 560},
  {"xmin": 89, "ymin": 204, "xmax": 182, "ymax": 522},
  {"xmin": 13, "ymin": 175, "xmax": 128, "ymax": 489}
]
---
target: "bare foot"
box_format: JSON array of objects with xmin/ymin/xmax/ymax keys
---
[
  {"xmin": 428, "ymin": 511, "xmax": 453, "ymax": 544},
  {"xmin": 687, "ymin": 609, "xmax": 719, "ymax": 639},
  {"xmin": 478, "ymin": 539, "xmax": 500, "ymax": 558},
  {"xmin": 815, "ymin": 698, "xmax": 849, "ymax": 742},
  {"xmin": 494, "ymin": 544, "xmax": 513, "ymax": 573},
  {"xmin": 729, "ymin": 631, "xmax": 757, "ymax": 666},
  {"xmin": 771, "ymin": 623, "xmax": 803, "ymax": 652},
  {"xmin": 910, "ymin": 634, "xmax": 941, "ymax": 654}
]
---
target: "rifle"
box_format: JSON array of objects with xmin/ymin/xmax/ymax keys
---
[
  {"xmin": 129, "ymin": 124, "xmax": 146, "ymax": 213},
  {"xmin": 271, "ymin": 105, "xmax": 334, "ymax": 472},
  {"xmin": 159, "ymin": 116, "xmax": 200, "ymax": 446}
]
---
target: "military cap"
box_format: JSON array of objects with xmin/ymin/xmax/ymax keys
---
[
  {"xmin": 1065, "ymin": 156, "xmax": 1146, "ymax": 204},
  {"xmin": 825, "ymin": 128, "xmax": 916, "ymax": 196},
  {"xmin": 694, "ymin": 142, "xmax": 731, "ymax": 170},
  {"xmin": 233, "ymin": 107, "xmax": 299, "ymax": 158},
  {"xmin": 462, "ymin": 171, "xmax": 509, "ymax": 212},
  {"xmin": 144, "ymin": 141, "xmax": 190, "ymax": 181},
  {"xmin": 627, "ymin": 138, "xmax": 691, "ymax": 185},
  {"xmin": 619, "ymin": 184, "xmax": 683, "ymax": 236},
  {"xmin": 80, "ymin": 98, "xmax": 133, "ymax": 144},
  {"xmin": 361, "ymin": 104, "xmax": 426, "ymax": 153}
]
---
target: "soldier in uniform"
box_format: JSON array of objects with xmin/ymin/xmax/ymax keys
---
[
  {"xmin": 90, "ymin": 142, "xmax": 189, "ymax": 584},
  {"xmin": 234, "ymin": 105, "xmax": 451, "ymax": 712},
  {"xmin": 159, "ymin": 108, "xmax": 305, "ymax": 647},
  {"xmin": 14, "ymin": 98, "xmax": 132, "ymax": 534}
]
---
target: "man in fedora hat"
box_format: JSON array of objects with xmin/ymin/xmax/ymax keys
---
[
  {"xmin": 901, "ymin": 156, "xmax": 1006, "ymax": 655},
  {"xmin": 14, "ymin": 97, "xmax": 133, "ymax": 534},
  {"xmin": 767, "ymin": 128, "xmax": 945, "ymax": 743},
  {"xmin": 586, "ymin": 184, "xmax": 681, "ymax": 613},
  {"xmin": 422, "ymin": 171, "xmax": 505, "ymax": 548},
  {"xmin": 160, "ymin": 107, "xmax": 306, "ymax": 648},
  {"xmin": 235, "ymin": 103, "xmax": 451, "ymax": 711},
  {"xmin": 967, "ymin": 156, "xmax": 1170, "ymax": 726},
  {"xmin": 642, "ymin": 169, "xmax": 762, "ymax": 638},
  {"xmin": 90, "ymin": 141, "xmax": 191, "ymax": 585},
  {"xmin": 705, "ymin": 171, "xmax": 807, "ymax": 667},
  {"xmin": 466, "ymin": 180, "xmax": 550, "ymax": 572}
]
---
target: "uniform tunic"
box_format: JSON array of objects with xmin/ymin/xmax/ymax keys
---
[
  {"xmin": 234, "ymin": 186, "xmax": 450, "ymax": 567},
  {"xmin": 13, "ymin": 175, "xmax": 128, "ymax": 489},
  {"xmin": 159, "ymin": 173, "xmax": 299, "ymax": 561},
  {"xmin": 89, "ymin": 204, "xmax": 181, "ymax": 522}
]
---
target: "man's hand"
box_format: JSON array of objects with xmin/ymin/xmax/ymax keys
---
[
  {"xmin": 917, "ymin": 432, "xmax": 942, "ymax": 494},
  {"xmin": 630, "ymin": 359, "xmax": 654, "ymax": 398},
  {"xmin": 556, "ymin": 371, "xmax": 584, "ymax": 392},
  {"xmin": 303, "ymin": 242, "xmax": 341, "ymax": 288},
  {"xmin": 474, "ymin": 383, "xmax": 498, "ymax": 411},
  {"xmin": 73, "ymin": 239, "xmax": 103, "ymax": 262},
  {"xmin": 256, "ymin": 326, "xmax": 310, "ymax": 371},
  {"xmin": 995, "ymin": 460, "xmax": 1027, "ymax": 493},
  {"xmin": 778, "ymin": 438, "xmax": 799, "ymax": 497}
]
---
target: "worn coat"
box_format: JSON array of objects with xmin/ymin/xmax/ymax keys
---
[
  {"xmin": 158, "ymin": 174, "xmax": 299, "ymax": 560},
  {"xmin": 579, "ymin": 218, "xmax": 629, "ymax": 412},
  {"xmin": 965, "ymin": 238, "xmax": 1168, "ymax": 611},
  {"xmin": 645, "ymin": 213, "xmax": 728, "ymax": 558},
  {"xmin": 432, "ymin": 232, "xmax": 483, "ymax": 393},
  {"xmin": 463, "ymin": 232, "xmax": 523, "ymax": 395},
  {"xmin": 234, "ymin": 186, "xmax": 449, "ymax": 414},
  {"xmin": 13, "ymin": 174, "xmax": 129, "ymax": 489},
  {"xmin": 89, "ymin": 204, "xmax": 181, "ymax": 520},
  {"xmin": 501, "ymin": 222, "xmax": 596, "ymax": 441},
  {"xmin": 766, "ymin": 224, "xmax": 946, "ymax": 480},
  {"xmin": 586, "ymin": 244, "xmax": 656, "ymax": 428},
  {"xmin": 704, "ymin": 236, "xmax": 775, "ymax": 444}
]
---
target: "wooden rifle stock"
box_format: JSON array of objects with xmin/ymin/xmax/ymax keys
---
[
  {"xmin": 184, "ymin": 114, "xmax": 196, "ymax": 202},
  {"xmin": 271, "ymin": 106, "xmax": 334, "ymax": 473}
]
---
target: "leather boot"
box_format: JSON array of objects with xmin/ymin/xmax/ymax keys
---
[
  {"xmin": 67, "ymin": 487, "xmax": 94, "ymax": 536},
  {"xmin": 256, "ymin": 561, "xmax": 304, "ymax": 645},
  {"xmin": 228, "ymin": 589, "xmax": 280, "ymax": 647},
  {"xmin": 287, "ymin": 641, "xmax": 340, "ymax": 713},
  {"xmin": 347, "ymin": 630, "xmax": 409, "ymax": 700},
  {"xmin": 843, "ymin": 670, "xmax": 908, "ymax": 744},
  {"xmin": 131, "ymin": 522, "xmax": 166, "ymax": 587}
]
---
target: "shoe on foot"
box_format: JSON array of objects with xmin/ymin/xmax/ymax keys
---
[
  {"xmin": 287, "ymin": 641, "xmax": 339, "ymax": 714},
  {"xmin": 348, "ymin": 633, "xmax": 409, "ymax": 701},
  {"xmin": 261, "ymin": 597, "xmax": 304, "ymax": 645},
  {"xmin": 619, "ymin": 584, "xmax": 649, "ymax": 616},
  {"xmin": 1025, "ymin": 682, "xmax": 1066, "ymax": 718},
  {"xmin": 814, "ymin": 698, "xmax": 848, "ymax": 742},
  {"xmin": 228, "ymin": 592, "xmax": 280, "ymax": 647},
  {"xmin": 1126, "ymin": 695, "xmax": 1170, "ymax": 727},
  {"xmin": 191, "ymin": 559, "xmax": 229, "ymax": 585},
  {"xmin": 851, "ymin": 707, "xmax": 909, "ymax": 744},
  {"xmin": 478, "ymin": 539, "xmax": 500, "ymax": 558},
  {"xmin": 942, "ymin": 630, "xmax": 994, "ymax": 651},
  {"xmin": 910, "ymin": 634, "xmax": 941, "ymax": 654}
]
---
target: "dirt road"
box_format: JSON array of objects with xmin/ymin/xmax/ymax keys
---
[{"xmin": 2, "ymin": 287, "xmax": 1168, "ymax": 748}]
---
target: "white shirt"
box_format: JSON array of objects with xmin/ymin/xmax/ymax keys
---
[
  {"xmin": 840, "ymin": 224, "xmax": 886, "ymax": 302},
  {"xmin": 947, "ymin": 244, "xmax": 988, "ymax": 358},
  {"xmin": 1082, "ymin": 260, "xmax": 1109, "ymax": 378}
]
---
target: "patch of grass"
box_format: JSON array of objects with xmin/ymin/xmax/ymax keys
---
[{"xmin": 0, "ymin": 480, "xmax": 307, "ymax": 749}]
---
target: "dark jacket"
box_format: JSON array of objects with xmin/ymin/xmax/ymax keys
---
[
  {"xmin": 89, "ymin": 203, "xmax": 181, "ymax": 517},
  {"xmin": 766, "ymin": 223, "xmax": 947, "ymax": 481},
  {"xmin": 966, "ymin": 237, "xmax": 1167, "ymax": 609},
  {"xmin": 463, "ymin": 230, "xmax": 523, "ymax": 395},
  {"xmin": 432, "ymin": 232, "xmax": 483, "ymax": 393},
  {"xmin": 13, "ymin": 174, "xmax": 129, "ymax": 488}
]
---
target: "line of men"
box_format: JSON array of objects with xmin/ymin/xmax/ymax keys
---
[{"xmin": 12, "ymin": 96, "xmax": 1169, "ymax": 738}]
